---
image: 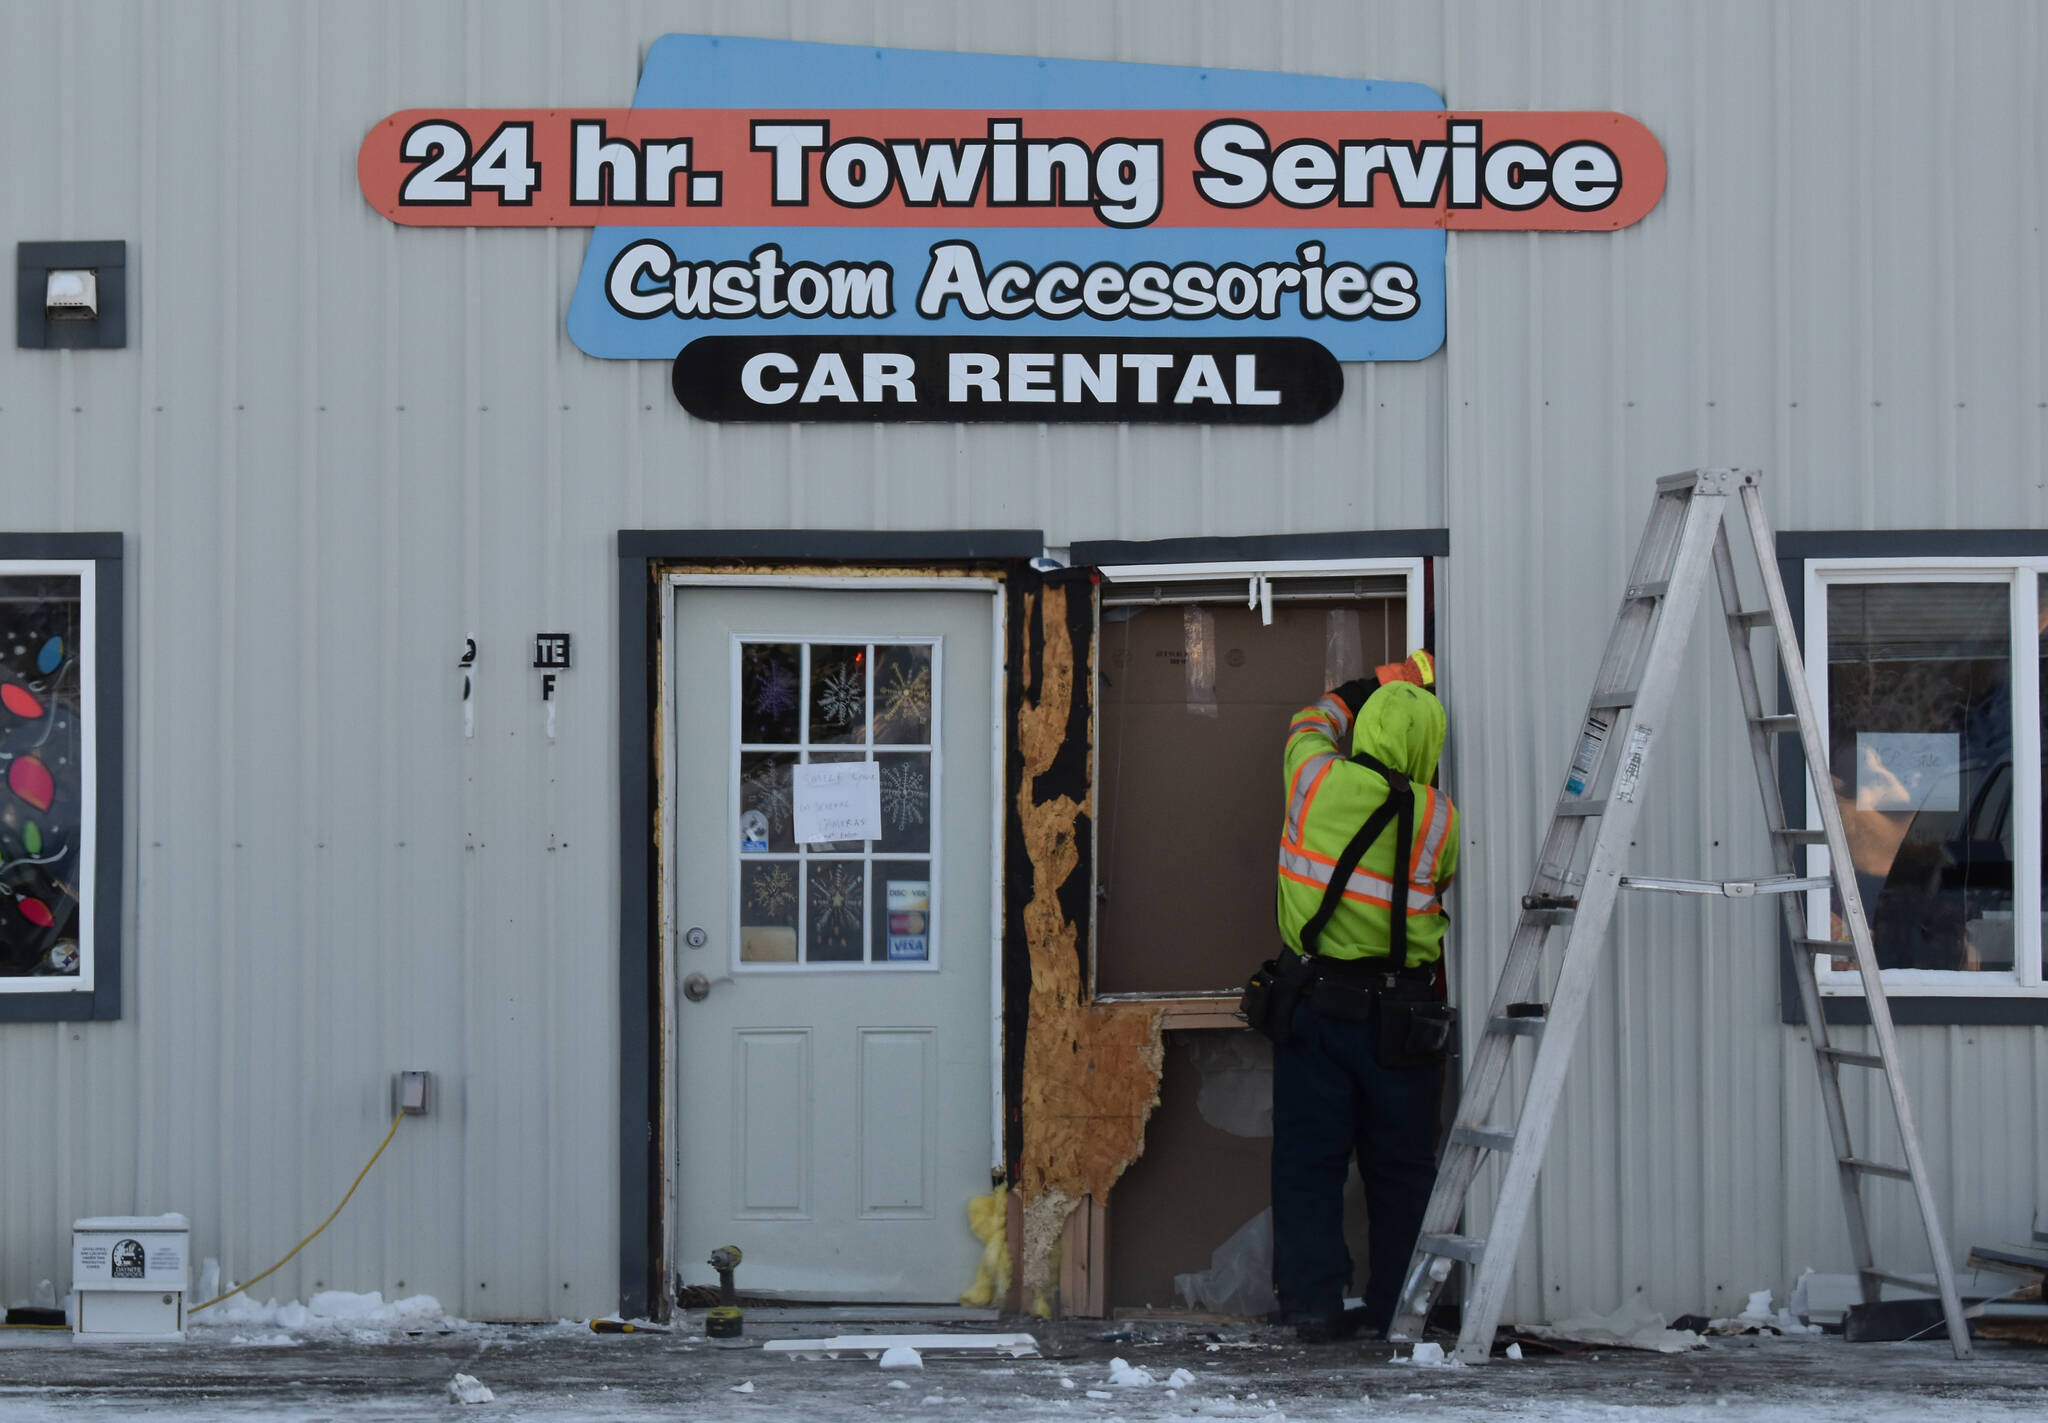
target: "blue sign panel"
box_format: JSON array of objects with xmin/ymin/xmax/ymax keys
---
[{"xmin": 566, "ymin": 36, "xmax": 1446, "ymax": 363}]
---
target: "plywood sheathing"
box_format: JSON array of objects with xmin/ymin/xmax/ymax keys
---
[{"xmin": 1013, "ymin": 582, "xmax": 1164, "ymax": 1310}]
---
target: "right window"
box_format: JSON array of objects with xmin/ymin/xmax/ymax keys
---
[{"xmin": 1804, "ymin": 561, "xmax": 2043, "ymax": 996}]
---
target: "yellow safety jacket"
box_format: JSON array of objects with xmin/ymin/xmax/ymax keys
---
[{"xmin": 1277, "ymin": 681, "xmax": 1459, "ymax": 965}]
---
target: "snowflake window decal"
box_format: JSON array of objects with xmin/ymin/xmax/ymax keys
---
[
  {"xmin": 816, "ymin": 663, "xmax": 865, "ymax": 728},
  {"xmin": 877, "ymin": 662, "xmax": 932, "ymax": 739},
  {"xmin": 741, "ymin": 762, "xmax": 793, "ymax": 833},
  {"xmin": 810, "ymin": 864, "xmax": 863, "ymax": 948},
  {"xmin": 747, "ymin": 864, "xmax": 796, "ymax": 918},
  {"xmin": 881, "ymin": 762, "xmax": 927, "ymax": 832},
  {"xmin": 751, "ymin": 657, "xmax": 798, "ymax": 722}
]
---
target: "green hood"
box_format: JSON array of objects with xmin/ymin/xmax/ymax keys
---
[{"xmin": 1352, "ymin": 681, "xmax": 1447, "ymax": 783}]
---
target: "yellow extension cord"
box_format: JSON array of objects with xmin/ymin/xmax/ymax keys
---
[{"xmin": 188, "ymin": 1110, "xmax": 407, "ymax": 1315}]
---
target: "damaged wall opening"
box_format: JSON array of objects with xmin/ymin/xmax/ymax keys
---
[{"xmin": 1087, "ymin": 563, "xmax": 1422, "ymax": 1311}]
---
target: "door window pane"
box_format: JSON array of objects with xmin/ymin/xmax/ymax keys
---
[
  {"xmin": 873, "ymin": 863, "xmax": 932, "ymax": 963},
  {"xmin": 1825, "ymin": 583, "xmax": 2014, "ymax": 972},
  {"xmin": 806, "ymin": 861, "xmax": 866, "ymax": 962},
  {"xmin": 877, "ymin": 753, "xmax": 932, "ymax": 853},
  {"xmin": 740, "ymin": 862, "xmax": 800, "ymax": 963},
  {"xmin": 874, "ymin": 645, "xmax": 934, "ymax": 745},
  {"xmin": 809, "ymin": 644, "xmax": 869, "ymax": 745},
  {"xmin": 739, "ymin": 752, "xmax": 797, "ymax": 852},
  {"xmin": 741, "ymin": 642, "xmax": 801, "ymax": 744}
]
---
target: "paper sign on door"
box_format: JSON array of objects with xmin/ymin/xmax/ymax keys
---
[{"xmin": 792, "ymin": 761, "xmax": 882, "ymax": 844}]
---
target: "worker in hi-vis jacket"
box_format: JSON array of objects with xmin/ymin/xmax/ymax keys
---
[{"xmin": 1271, "ymin": 652, "xmax": 1459, "ymax": 1342}]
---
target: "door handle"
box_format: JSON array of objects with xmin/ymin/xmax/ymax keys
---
[{"xmin": 683, "ymin": 972, "xmax": 713, "ymax": 1003}]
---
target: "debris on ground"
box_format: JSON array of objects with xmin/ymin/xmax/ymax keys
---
[
  {"xmin": 878, "ymin": 1345, "xmax": 923, "ymax": 1370},
  {"xmin": 1395, "ymin": 1340, "xmax": 1455, "ymax": 1367},
  {"xmin": 1521, "ymin": 1302, "xmax": 1705, "ymax": 1353},
  {"xmin": 1105, "ymin": 1356, "xmax": 1155, "ymax": 1385},
  {"xmin": 446, "ymin": 1373, "xmax": 494, "ymax": 1404},
  {"xmin": 1701, "ymin": 1287, "xmax": 1823, "ymax": 1337},
  {"xmin": 764, "ymin": 1332, "xmax": 1040, "ymax": 1360}
]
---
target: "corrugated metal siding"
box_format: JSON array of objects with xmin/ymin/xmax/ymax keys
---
[
  {"xmin": 1439, "ymin": 0, "xmax": 2048, "ymax": 1325},
  {"xmin": 0, "ymin": 0, "xmax": 2039, "ymax": 1323}
]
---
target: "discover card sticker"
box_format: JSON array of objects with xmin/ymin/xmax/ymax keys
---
[{"xmin": 887, "ymin": 880, "xmax": 931, "ymax": 962}]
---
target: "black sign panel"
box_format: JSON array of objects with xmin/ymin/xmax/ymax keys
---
[{"xmin": 672, "ymin": 336, "xmax": 1341, "ymax": 424}]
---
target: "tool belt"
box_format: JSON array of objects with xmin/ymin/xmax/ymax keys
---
[{"xmin": 1239, "ymin": 749, "xmax": 1456, "ymax": 1068}]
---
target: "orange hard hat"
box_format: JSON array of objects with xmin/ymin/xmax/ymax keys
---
[{"xmin": 1374, "ymin": 649, "xmax": 1436, "ymax": 689}]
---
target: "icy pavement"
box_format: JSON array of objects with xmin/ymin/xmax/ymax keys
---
[{"xmin": 2, "ymin": 1307, "xmax": 2044, "ymax": 1420}]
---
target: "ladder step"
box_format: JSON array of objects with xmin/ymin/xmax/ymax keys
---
[
  {"xmin": 1588, "ymin": 688, "xmax": 1638, "ymax": 709},
  {"xmin": 1752, "ymin": 714, "xmax": 1801, "ymax": 734},
  {"xmin": 1843, "ymin": 1156, "xmax": 1914, "ymax": 1182},
  {"xmin": 1792, "ymin": 936, "xmax": 1853, "ymax": 954},
  {"xmin": 1417, "ymin": 1233, "xmax": 1486, "ymax": 1265},
  {"xmin": 1449, "ymin": 1125, "xmax": 1517, "ymax": 1154},
  {"xmin": 1557, "ymin": 799, "xmax": 1607, "ymax": 818},
  {"xmin": 1772, "ymin": 826, "xmax": 1829, "ymax": 845},
  {"xmin": 1730, "ymin": 608, "xmax": 1775, "ymax": 629},
  {"xmin": 1817, "ymin": 1045, "xmax": 1886, "ymax": 1070},
  {"xmin": 1625, "ymin": 580, "xmax": 1670, "ymax": 600},
  {"xmin": 1488, "ymin": 1014, "xmax": 1547, "ymax": 1038},
  {"xmin": 1621, "ymin": 874, "xmax": 1831, "ymax": 897}
]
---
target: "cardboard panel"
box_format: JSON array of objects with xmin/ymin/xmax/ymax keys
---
[
  {"xmin": 1107, "ymin": 1030, "xmax": 1374, "ymax": 1311},
  {"xmin": 1095, "ymin": 599, "xmax": 1401, "ymax": 995}
]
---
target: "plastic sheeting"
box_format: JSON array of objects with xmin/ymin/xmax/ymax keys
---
[
  {"xmin": 1182, "ymin": 1032, "xmax": 1274, "ymax": 1139},
  {"xmin": 1174, "ymin": 1207, "xmax": 1277, "ymax": 1318}
]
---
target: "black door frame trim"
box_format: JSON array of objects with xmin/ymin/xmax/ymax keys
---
[{"xmin": 615, "ymin": 529, "xmax": 1041, "ymax": 1317}]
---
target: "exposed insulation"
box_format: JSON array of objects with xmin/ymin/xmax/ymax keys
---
[{"xmin": 1013, "ymin": 583, "xmax": 1165, "ymax": 1310}]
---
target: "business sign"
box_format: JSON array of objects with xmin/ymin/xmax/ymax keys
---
[
  {"xmin": 673, "ymin": 336, "xmax": 1342, "ymax": 423},
  {"xmin": 357, "ymin": 35, "xmax": 1663, "ymax": 395}
]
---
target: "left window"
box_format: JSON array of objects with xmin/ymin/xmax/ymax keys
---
[{"xmin": 0, "ymin": 537, "xmax": 122, "ymax": 1021}]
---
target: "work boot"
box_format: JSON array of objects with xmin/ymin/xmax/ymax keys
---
[{"xmin": 1295, "ymin": 1306, "xmax": 1375, "ymax": 1344}]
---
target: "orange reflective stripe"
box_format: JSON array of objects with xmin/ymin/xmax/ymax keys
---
[
  {"xmin": 1415, "ymin": 787, "xmax": 1452, "ymax": 884},
  {"xmin": 1278, "ymin": 845, "xmax": 1443, "ymax": 915},
  {"xmin": 1287, "ymin": 753, "xmax": 1339, "ymax": 839}
]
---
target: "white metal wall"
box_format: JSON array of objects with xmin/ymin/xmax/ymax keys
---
[
  {"xmin": 1437, "ymin": 0, "xmax": 2048, "ymax": 1324},
  {"xmin": 0, "ymin": 0, "xmax": 2038, "ymax": 1323}
]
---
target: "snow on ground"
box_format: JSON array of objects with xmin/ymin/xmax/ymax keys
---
[
  {"xmin": 1, "ymin": 1309, "xmax": 2042, "ymax": 1420},
  {"xmin": 192, "ymin": 1287, "xmax": 481, "ymax": 1344}
]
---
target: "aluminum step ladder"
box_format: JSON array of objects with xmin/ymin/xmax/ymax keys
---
[{"xmin": 1388, "ymin": 469, "xmax": 1972, "ymax": 1362}]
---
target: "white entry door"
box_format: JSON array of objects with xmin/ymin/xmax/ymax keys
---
[{"xmin": 671, "ymin": 584, "xmax": 997, "ymax": 1301}]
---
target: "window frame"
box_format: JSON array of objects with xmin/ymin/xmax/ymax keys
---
[
  {"xmin": 0, "ymin": 533, "xmax": 123, "ymax": 1023},
  {"xmin": 725, "ymin": 632, "xmax": 944, "ymax": 975},
  {"xmin": 1779, "ymin": 531, "xmax": 2048, "ymax": 1027},
  {"xmin": 1087, "ymin": 552, "xmax": 1430, "ymax": 1004}
]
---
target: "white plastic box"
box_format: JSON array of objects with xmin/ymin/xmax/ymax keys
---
[{"xmin": 72, "ymin": 1214, "xmax": 189, "ymax": 1338}]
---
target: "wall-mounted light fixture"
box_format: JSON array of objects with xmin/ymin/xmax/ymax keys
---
[
  {"xmin": 17, "ymin": 241, "xmax": 126, "ymax": 349},
  {"xmin": 44, "ymin": 268, "xmax": 98, "ymax": 321}
]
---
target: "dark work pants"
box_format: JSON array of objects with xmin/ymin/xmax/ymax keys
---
[{"xmin": 1271, "ymin": 999, "xmax": 1444, "ymax": 1326}]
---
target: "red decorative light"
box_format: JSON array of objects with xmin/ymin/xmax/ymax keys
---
[
  {"xmin": 0, "ymin": 684, "xmax": 43, "ymax": 718},
  {"xmin": 9, "ymin": 756, "xmax": 54, "ymax": 812}
]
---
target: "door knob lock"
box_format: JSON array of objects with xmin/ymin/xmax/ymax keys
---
[
  {"xmin": 685, "ymin": 926, "xmax": 708, "ymax": 948},
  {"xmin": 683, "ymin": 973, "xmax": 712, "ymax": 1003}
]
